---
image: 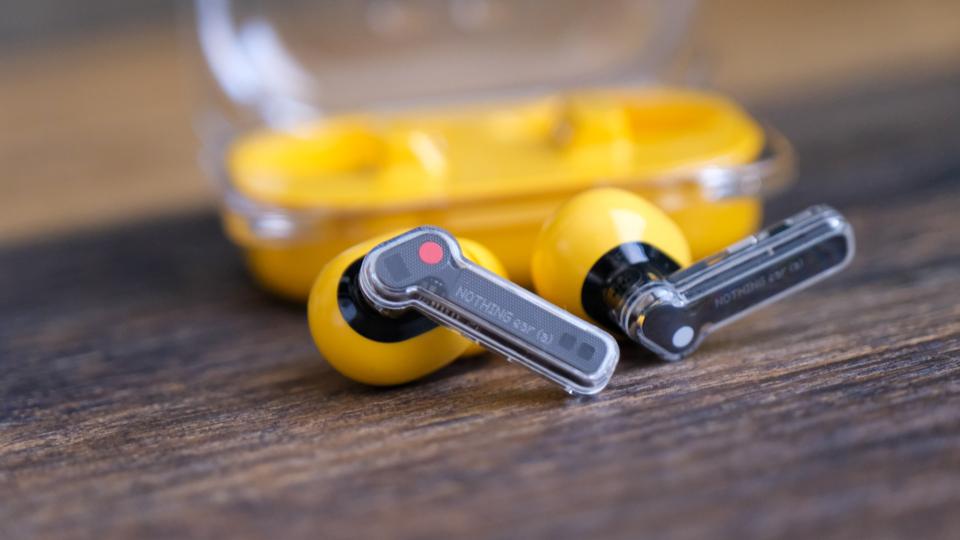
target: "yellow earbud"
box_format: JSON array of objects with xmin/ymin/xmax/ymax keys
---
[
  {"xmin": 308, "ymin": 232, "xmax": 507, "ymax": 386},
  {"xmin": 533, "ymin": 188, "xmax": 854, "ymax": 362},
  {"xmin": 531, "ymin": 187, "xmax": 693, "ymax": 323}
]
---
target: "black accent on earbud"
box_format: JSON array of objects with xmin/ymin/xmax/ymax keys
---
[
  {"xmin": 581, "ymin": 242, "xmax": 681, "ymax": 331},
  {"xmin": 338, "ymin": 257, "xmax": 437, "ymax": 343},
  {"xmin": 639, "ymin": 303, "xmax": 701, "ymax": 355}
]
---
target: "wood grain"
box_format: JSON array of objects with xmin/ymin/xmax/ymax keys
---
[{"xmin": 2, "ymin": 72, "xmax": 960, "ymax": 539}]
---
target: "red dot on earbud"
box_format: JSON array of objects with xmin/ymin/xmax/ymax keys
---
[{"xmin": 418, "ymin": 241, "xmax": 443, "ymax": 265}]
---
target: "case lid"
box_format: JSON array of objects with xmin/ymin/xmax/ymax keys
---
[{"xmin": 194, "ymin": 0, "xmax": 697, "ymax": 128}]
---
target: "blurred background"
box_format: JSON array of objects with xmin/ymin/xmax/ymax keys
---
[
  {"xmin": 2, "ymin": 0, "xmax": 958, "ymax": 245},
  {"xmin": 3, "ymin": 3, "xmax": 960, "ymax": 539}
]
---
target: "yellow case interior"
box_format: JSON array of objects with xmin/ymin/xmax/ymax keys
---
[{"xmin": 226, "ymin": 88, "xmax": 766, "ymax": 300}]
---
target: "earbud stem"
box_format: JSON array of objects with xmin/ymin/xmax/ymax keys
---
[{"xmin": 617, "ymin": 206, "xmax": 855, "ymax": 360}]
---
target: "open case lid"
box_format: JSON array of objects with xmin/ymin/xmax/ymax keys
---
[{"xmin": 193, "ymin": 0, "xmax": 697, "ymax": 129}]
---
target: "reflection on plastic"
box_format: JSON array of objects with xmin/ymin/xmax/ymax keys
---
[
  {"xmin": 618, "ymin": 206, "xmax": 855, "ymax": 360},
  {"xmin": 359, "ymin": 226, "xmax": 620, "ymax": 395}
]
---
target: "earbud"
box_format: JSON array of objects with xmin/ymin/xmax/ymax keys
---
[
  {"xmin": 310, "ymin": 227, "xmax": 619, "ymax": 395},
  {"xmin": 532, "ymin": 188, "xmax": 854, "ymax": 360},
  {"xmin": 308, "ymin": 231, "xmax": 507, "ymax": 387}
]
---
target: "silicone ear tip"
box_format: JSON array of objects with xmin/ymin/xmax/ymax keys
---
[
  {"xmin": 532, "ymin": 188, "xmax": 691, "ymax": 320},
  {"xmin": 307, "ymin": 234, "xmax": 470, "ymax": 386},
  {"xmin": 307, "ymin": 231, "xmax": 512, "ymax": 384},
  {"xmin": 459, "ymin": 238, "xmax": 508, "ymax": 280}
]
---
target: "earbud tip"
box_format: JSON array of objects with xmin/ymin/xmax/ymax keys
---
[
  {"xmin": 307, "ymin": 232, "xmax": 512, "ymax": 384},
  {"xmin": 308, "ymin": 232, "xmax": 471, "ymax": 386},
  {"xmin": 531, "ymin": 188, "xmax": 692, "ymax": 322}
]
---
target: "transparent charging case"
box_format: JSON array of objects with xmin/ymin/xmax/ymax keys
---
[{"xmin": 188, "ymin": 0, "xmax": 794, "ymax": 300}]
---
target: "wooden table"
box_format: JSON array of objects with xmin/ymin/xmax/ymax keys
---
[{"xmin": 2, "ymin": 5, "xmax": 960, "ymax": 539}]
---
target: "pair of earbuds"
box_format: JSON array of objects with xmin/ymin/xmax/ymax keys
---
[{"xmin": 308, "ymin": 188, "xmax": 854, "ymax": 396}]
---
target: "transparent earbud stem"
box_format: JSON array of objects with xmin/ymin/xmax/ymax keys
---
[
  {"xmin": 619, "ymin": 206, "xmax": 855, "ymax": 361},
  {"xmin": 359, "ymin": 227, "xmax": 620, "ymax": 395}
]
